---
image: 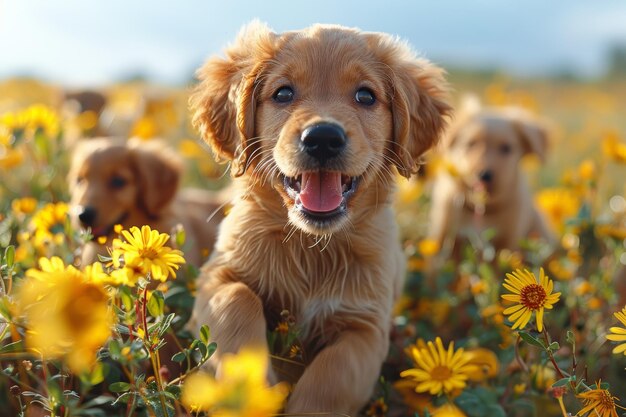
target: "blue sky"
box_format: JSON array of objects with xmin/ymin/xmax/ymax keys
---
[{"xmin": 1, "ymin": 0, "xmax": 626, "ymax": 86}]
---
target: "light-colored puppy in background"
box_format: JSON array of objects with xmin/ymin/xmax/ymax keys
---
[
  {"xmin": 68, "ymin": 137, "xmax": 226, "ymax": 267},
  {"xmin": 429, "ymin": 98, "xmax": 555, "ymax": 257}
]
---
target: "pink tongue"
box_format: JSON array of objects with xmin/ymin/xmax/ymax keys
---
[{"xmin": 299, "ymin": 171, "xmax": 343, "ymax": 213}]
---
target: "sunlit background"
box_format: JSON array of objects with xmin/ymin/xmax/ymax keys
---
[{"xmin": 2, "ymin": 0, "xmax": 626, "ymax": 85}]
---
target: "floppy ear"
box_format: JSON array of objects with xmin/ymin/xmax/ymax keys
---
[
  {"xmin": 130, "ymin": 140, "xmax": 182, "ymax": 218},
  {"xmin": 370, "ymin": 35, "xmax": 451, "ymax": 178},
  {"xmin": 509, "ymin": 110, "xmax": 549, "ymax": 162},
  {"xmin": 442, "ymin": 94, "xmax": 482, "ymax": 150},
  {"xmin": 189, "ymin": 21, "xmax": 276, "ymax": 177}
]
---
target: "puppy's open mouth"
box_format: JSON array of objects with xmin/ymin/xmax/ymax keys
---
[{"xmin": 283, "ymin": 171, "xmax": 359, "ymax": 222}]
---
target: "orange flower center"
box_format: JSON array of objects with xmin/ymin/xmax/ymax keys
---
[
  {"xmin": 598, "ymin": 390, "xmax": 616, "ymax": 408},
  {"xmin": 431, "ymin": 365, "xmax": 453, "ymax": 381},
  {"xmin": 139, "ymin": 247, "xmax": 158, "ymax": 259},
  {"xmin": 520, "ymin": 284, "xmax": 547, "ymax": 310}
]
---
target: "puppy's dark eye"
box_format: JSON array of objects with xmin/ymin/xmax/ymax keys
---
[
  {"xmin": 355, "ymin": 87, "xmax": 375, "ymax": 105},
  {"xmin": 273, "ymin": 86, "xmax": 294, "ymax": 103},
  {"xmin": 500, "ymin": 144, "xmax": 512, "ymax": 155},
  {"xmin": 110, "ymin": 176, "xmax": 127, "ymax": 189}
]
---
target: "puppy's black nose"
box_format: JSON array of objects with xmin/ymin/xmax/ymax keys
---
[
  {"xmin": 478, "ymin": 170, "xmax": 493, "ymax": 183},
  {"xmin": 78, "ymin": 206, "xmax": 97, "ymax": 227},
  {"xmin": 300, "ymin": 123, "xmax": 347, "ymax": 162}
]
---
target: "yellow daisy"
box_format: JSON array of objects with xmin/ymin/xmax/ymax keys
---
[
  {"xmin": 501, "ymin": 268, "xmax": 561, "ymax": 332},
  {"xmin": 18, "ymin": 258, "xmax": 114, "ymax": 373},
  {"xmin": 181, "ymin": 348, "xmax": 288, "ymax": 416},
  {"xmin": 603, "ymin": 131, "xmax": 626, "ymax": 164},
  {"xmin": 535, "ymin": 188, "xmax": 579, "ymax": 233},
  {"xmin": 111, "ymin": 225, "xmax": 185, "ymax": 283},
  {"xmin": 400, "ymin": 337, "xmax": 476, "ymax": 396},
  {"xmin": 576, "ymin": 380, "xmax": 625, "ymax": 417},
  {"xmin": 29, "ymin": 202, "xmax": 69, "ymax": 248},
  {"xmin": 606, "ymin": 307, "xmax": 626, "ymax": 356},
  {"xmin": 11, "ymin": 197, "xmax": 38, "ymax": 216},
  {"xmin": 0, "ymin": 104, "xmax": 60, "ymax": 138}
]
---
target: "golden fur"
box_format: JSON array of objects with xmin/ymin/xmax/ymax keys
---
[
  {"xmin": 188, "ymin": 22, "xmax": 449, "ymax": 415},
  {"xmin": 429, "ymin": 100, "xmax": 554, "ymax": 255},
  {"xmin": 68, "ymin": 137, "xmax": 225, "ymax": 266}
]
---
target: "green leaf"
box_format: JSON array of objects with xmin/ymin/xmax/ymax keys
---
[
  {"xmin": 171, "ymin": 351, "xmax": 187, "ymax": 363},
  {"xmin": 0, "ymin": 340, "xmax": 24, "ymax": 354},
  {"xmin": 552, "ymin": 377, "xmax": 570, "ymax": 388},
  {"xmin": 165, "ymin": 384, "xmax": 181, "ymax": 398},
  {"xmin": 196, "ymin": 342, "xmax": 207, "ymax": 360},
  {"xmin": 566, "ymin": 330, "xmax": 575, "ymax": 345},
  {"xmin": 147, "ymin": 291, "xmax": 165, "ymax": 317},
  {"xmin": 119, "ymin": 287, "xmax": 134, "ymax": 312},
  {"xmin": 111, "ymin": 391, "xmax": 133, "ymax": 406},
  {"xmin": 200, "ymin": 325, "xmax": 210, "ymax": 345},
  {"xmin": 157, "ymin": 313, "xmax": 176, "ymax": 338},
  {"xmin": 175, "ymin": 228, "xmax": 186, "ymax": 248},
  {"xmin": 4, "ymin": 245, "xmax": 15, "ymax": 268},
  {"xmin": 206, "ymin": 342, "xmax": 217, "ymax": 360},
  {"xmin": 79, "ymin": 362, "xmax": 106, "ymax": 387},
  {"xmin": 518, "ymin": 331, "xmax": 546, "ymax": 349},
  {"xmin": 108, "ymin": 339, "xmax": 122, "ymax": 358},
  {"xmin": 0, "ymin": 297, "xmax": 13, "ymax": 320},
  {"xmin": 549, "ymin": 341, "xmax": 560, "ymax": 351},
  {"xmin": 109, "ymin": 382, "xmax": 132, "ymax": 393}
]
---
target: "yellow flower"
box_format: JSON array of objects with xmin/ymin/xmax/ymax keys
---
[
  {"xmin": 181, "ymin": 348, "xmax": 288, "ymax": 416},
  {"xmin": 82, "ymin": 261, "xmax": 112, "ymax": 285},
  {"xmin": 365, "ymin": 397, "xmax": 388, "ymax": 417},
  {"xmin": 26, "ymin": 256, "xmax": 69, "ymax": 279},
  {"xmin": 0, "ymin": 104, "xmax": 60, "ymax": 138},
  {"xmin": 603, "ymin": 131, "xmax": 626, "ymax": 164},
  {"xmin": 111, "ymin": 225, "xmax": 185, "ymax": 284},
  {"xmin": 464, "ymin": 348, "xmax": 499, "ymax": 381},
  {"xmin": 606, "ymin": 307, "xmax": 626, "ymax": 356},
  {"xmin": 432, "ymin": 403, "xmax": 467, "ymax": 417},
  {"xmin": 418, "ymin": 238, "xmax": 440, "ymax": 257},
  {"xmin": 30, "ymin": 202, "xmax": 69, "ymax": 249},
  {"xmin": 400, "ymin": 337, "xmax": 476, "ymax": 396},
  {"xmin": 501, "ymin": 268, "xmax": 561, "ymax": 332},
  {"xmin": 11, "ymin": 197, "xmax": 38, "ymax": 216},
  {"xmin": 131, "ymin": 116, "xmax": 158, "ymax": 140},
  {"xmin": 18, "ymin": 258, "xmax": 114, "ymax": 373},
  {"xmin": 578, "ymin": 159, "xmax": 596, "ymax": 182},
  {"xmin": 179, "ymin": 138, "xmax": 206, "ymax": 159},
  {"xmin": 595, "ymin": 224, "xmax": 626, "ymax": 241},
  {"xmin": 530, "ymin": 364, "xmax": 556, "ymax": 390},
  {"xmin": 396, "ymin": 176, "xmax": 423, "ymax": 204},
  {"xmin": 535, "ymin": 188, "xmax": 579, "ymax": 233},
  {"xmin": 0, "ymin": 145, "xmax": 24, "ymax": 169},
  {"xmin": 576, "ymin": 380, "xmax": 625, "ymax": 417}
]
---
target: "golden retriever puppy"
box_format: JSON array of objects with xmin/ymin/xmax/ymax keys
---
[
  {"xmin": 428, "ymin": 101, "xmax": 554, "ymax": 255},
  {"xmin": 188, "ymin": 22, "xmax": 449, "ymax": 415},
  {"xmin": 68, "ymin": 137, "xmax": 225, "ymax": 267}
]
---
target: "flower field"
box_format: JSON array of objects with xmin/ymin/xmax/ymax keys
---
[{"xmin": 1, "ymin": 72, "xmax": 625, "ymax": 417}]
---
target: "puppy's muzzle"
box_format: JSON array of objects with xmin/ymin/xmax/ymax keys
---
[
  {"xmin": 78, "ymin": 206, "xmax": 98, "ymax": 227},
  {"xmin": 478, "ymin": 169, "xmax": 493, "ymax": 184},
  {"xmin": 300, "ymin": 123, "xmax": 347, "ymax": 164}
]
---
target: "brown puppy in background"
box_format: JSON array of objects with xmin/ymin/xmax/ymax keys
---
[
  {"xmin": 188, "ymin": 22, "xmax": 449, "ymax": 415},
  {"xmin": 68, "ymin": 138, "xmax": 226, "ymax": 267},
  {"xmin": 429, "ymin": 99, "xmax": 554, "ymax": 256}
]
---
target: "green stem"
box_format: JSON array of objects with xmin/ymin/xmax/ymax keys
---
[{"xmin": 141, "ymin": 283, "xmax": 168, "ymax": 416}]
